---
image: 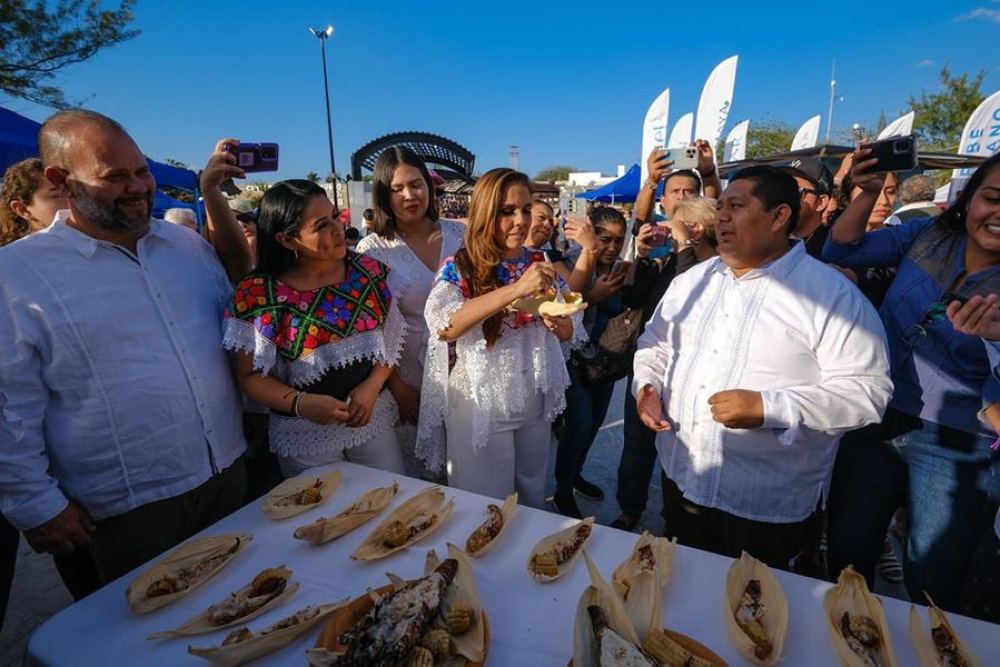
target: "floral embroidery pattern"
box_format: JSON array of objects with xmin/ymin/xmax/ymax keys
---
[
  {"xmin": 227, "ymin": 252, "xmax": 393, "ymax": 362},
  {"xmin": 435, "ymin": 248, "xmax": 551, "ymax": 333}
]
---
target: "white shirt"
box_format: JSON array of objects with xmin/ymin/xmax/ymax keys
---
[
  {"xmin": 632, "ymin": 242, "xmax": 892, "ymax": 523},
  {"xmin": 0, "ymin": 213, "xmax": 246, "ymax": 530}
]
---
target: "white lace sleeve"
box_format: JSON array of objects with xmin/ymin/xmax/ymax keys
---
[
  {"xmin": 222, "ymin": 317, "xmax": 278, "ymax": 376},
  {"xmin": 379, "ymin": 296, "xmax": 408, "ymax": 367},
  {"xmin": 415, "ymin": 279, "xmax": 466, "ymax": 472}
]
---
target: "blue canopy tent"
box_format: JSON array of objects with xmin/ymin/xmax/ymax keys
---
[
  {"xmin": 0, "ymin": 106, "xmax": 201, "ymax": 218},
  {"xmin": 575, "ymin": 163, "xmax": 662, "ymax": 203}
]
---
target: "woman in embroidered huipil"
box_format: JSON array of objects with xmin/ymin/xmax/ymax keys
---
[
  {"xmin": 418, "ymin": 168, "xmax": 585, "ymax": 508},
  {"xmin": 355, "ymin": 147, "xmax": 464, "ymax": 477},
  {"xmin": 223, "ymin": 180, "xmax": 407, "ymax": 477}
]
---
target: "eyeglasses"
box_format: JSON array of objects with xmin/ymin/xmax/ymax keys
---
[
  {"xmin": 799, "ymin": 187, "xmax": 821, "ymax": 200},
  {"xmin": 901, "ymin": 298, "xmax": 951, "ymax": 348}
]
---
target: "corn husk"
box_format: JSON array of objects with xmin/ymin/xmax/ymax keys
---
[
  {"xmin": 908, "ymin": 595, "xmax": 979, "ymax": 667},
  {"xmin": 612, "ymin": 532, "xmax": 675, "ymax": 641},
  {"xmin": 464, "ymin": 493, "xmax": 517, "ymax": 558},
  {"xmin": 293, "ymin": 481, "xmax": 398, "ymax": 545},
  {"xmin": 188, "ymin": 601, "xmax": 345, "ymax": 666},
  {"xmin": 527, "ymin": 516, "xmax": 595, "ymax": 582},
  {"xmin": 824, "ymin": 566, "xmax": 898, "ymax": 667},
  {"xmin": 428, "ymin": 545, "xmax": 487, "ymax": 663},
  {"xmin": 260, "ymin": 469, "xmax": 343, "ymax": 520},
  {"xmin": 511, "ymin": 291, "xmax": 586, "ymax": 317},
  {"xmin": 351, "ymin": 486, "xmax": 454, "ymax": 561},
  {"xmin": 126, "ymin": 533, "xmax": 253, "ymax": 614},
  {"xmin": 722, "ymin": 552, "xmax": 788, "ymax": 666},
  {"xmin": 147, "ymin": 566, "xmax": 299, "ymax": 639}
]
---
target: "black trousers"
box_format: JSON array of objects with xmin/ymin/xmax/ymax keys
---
[
  {"xmin": 660, "ymin": 475, "xmax": 809, "ymax": 570},
  {"xmin": 88, "ymin": 458, "xmax": 247, "ymax": 584}
]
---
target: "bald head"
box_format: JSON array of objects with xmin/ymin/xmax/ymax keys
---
[{"xmin": 38, "ymin": 110, "xmax": 130, "ymax": 170}]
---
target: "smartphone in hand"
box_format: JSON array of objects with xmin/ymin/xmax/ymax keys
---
[
  {"xmin": 223, "ymin": 142, "xmax": 280, "ymax": 173},
  {"xmin": 648, "ymin": 225, "xmax": 671, "ymax": 247},
  {"xmin": 860, "ymin": 135, "xmax": 917, "ymax": 173}
]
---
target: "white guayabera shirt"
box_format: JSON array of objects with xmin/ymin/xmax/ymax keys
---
[
  {"xmin": 0, "ymin": 213, "xmax": 246, "ymax": 530},
  {"xmin": 633, "ymin": 242, "xmax": 893, "ymax": 523}
]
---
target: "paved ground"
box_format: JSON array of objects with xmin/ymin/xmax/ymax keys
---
[{"xmin": 0, "ymin": 378, "xmax": 906, "ymax": 666}]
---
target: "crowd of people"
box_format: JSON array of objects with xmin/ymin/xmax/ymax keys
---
[{"xmin": 1, "ymin": 108, "xmax": 999, "ymax": 634}]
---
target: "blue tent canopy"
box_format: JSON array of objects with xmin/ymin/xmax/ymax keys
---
[
  {"xmin": 575, "ymin": 163, "xmax": 659, "ymax": 203},
  {"xmin": 0, "ymin": 106, "xmax": 198, "ymax": 191}
]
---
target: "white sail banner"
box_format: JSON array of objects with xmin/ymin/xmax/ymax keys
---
[
  {"xmin": 695, "ymin": 55, "xmax": 739, "ymax": 147},
  {"xmin": 791, "ymin": 115, "xmax": 822, "ymax": 150},
  {"xmin": 723, "ymin": 120, "xmax": 749, "ymax": 162},
  {"xmin": 949, "ymin": 89, "xmax": 1000, "ymax": 202},
  {"xmin": 639, "ymin": 88, "xmax": 670, "ymax": 184},
  {"xmin": 668, "ymin": 112, "xmax": 694, "ymax": 148},
  {"xmin": 876, "ymin": 111, "xmax": 915, "ymax": 140}
]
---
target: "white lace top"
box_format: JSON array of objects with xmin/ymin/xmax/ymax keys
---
[{"xmin": 416, "ymin": 248, "xmax": 586, "ymax": 471}]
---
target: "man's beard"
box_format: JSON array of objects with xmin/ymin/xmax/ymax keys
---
[{"xmin": 70, "ymin": 182, "xmax": 152, "ymax": 233}]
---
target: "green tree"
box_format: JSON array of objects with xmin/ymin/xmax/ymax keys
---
[
  {"xmin": 906, "ymin": 64, "xmax": 987, "ymax": 151},
  {"xmin": 534, "ymin": 165, "xmax": 579, "ymax": 182},
  {"xmin": 744, "ymin": 119, "xmax": 797, "ymax": 159},
  {"xmin": 0, "ymin": 0, "xmax": 140, "ymax": 108},
  {"xmin": 305, "ymin": 171, "xmax": 320, "ymax": 183}
]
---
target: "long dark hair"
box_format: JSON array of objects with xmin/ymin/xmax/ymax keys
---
[
  {"xmin": 939, "ymin": 152, "xmax": 1000, "ymax": 232},
  {"xmin": 454, "ymin": 168, "xmax": 531, "ymax": 347},
  {"xmin": 371, "ymin": 146, "xmax": 440, "ymax": 240},
  {"xmin": 255, "ymin": 179, "xmax": 329, "ymax": 277}
]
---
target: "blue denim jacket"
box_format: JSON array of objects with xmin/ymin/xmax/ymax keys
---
[{"xmin": 824, "ymin": 216, "xmax": 1000, "ymax": 436}]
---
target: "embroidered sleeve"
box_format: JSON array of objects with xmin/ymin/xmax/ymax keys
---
[{"xmin": 222, "ymin": 275, "xmax": 279, "ymax": 375}]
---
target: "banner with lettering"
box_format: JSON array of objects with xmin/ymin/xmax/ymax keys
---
[
  {"xmin": 949, "ymin": 89, "xmax": 1000, "ymax": 202},
  {"xmin": 723, "ymin": 120, "xmax": 750, "ymax": 162},
  {"xmin": 791, "ymin": 115, "xmax": 822, "ymax": 150},
  {"xmin": 640, "ymin": 88, "xmax": 670, "ymax": 184},
  {"xmin": 668, "ymin": 112, "xmax": 694, "ymax": 148},
  {"xmin": 695, "ymin": 55, "xmax": 739, "ymax": 147}
]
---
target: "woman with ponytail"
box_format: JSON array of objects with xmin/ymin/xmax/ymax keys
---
[{"xmin": 417, "ymin": 168, "xmax": 584, "ymax": 507}]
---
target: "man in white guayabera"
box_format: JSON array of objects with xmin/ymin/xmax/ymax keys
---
[{"xmin": 633, "ymin": 165, "xmax": 893, "ymax": 569}]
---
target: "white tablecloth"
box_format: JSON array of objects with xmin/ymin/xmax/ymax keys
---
[{"xmin": 26, "ymin": 461, "xmax": 1000, "ymax": 665}]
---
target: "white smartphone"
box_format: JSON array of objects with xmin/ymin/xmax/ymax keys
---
[{"xmin": 664, "ymin": 145, "xmax": 699, "ymax": 171}]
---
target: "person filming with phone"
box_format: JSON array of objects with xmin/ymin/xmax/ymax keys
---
[{"xmin": 823, "ymin": 149, "xmax": 1000, "ymax": 614}]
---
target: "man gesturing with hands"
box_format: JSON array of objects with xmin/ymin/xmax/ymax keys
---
[{"xmin": 633, "ymin": 166, "xmax": 893, "ymax": 568}]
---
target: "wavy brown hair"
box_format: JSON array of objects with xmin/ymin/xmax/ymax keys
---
[
  {"xmin": 0, "ymin": 158, "xmax": 45, "ymax": 247},
  {"xmin": 453, "ymin": 168, "xmax": 531, "ymax": 347}
]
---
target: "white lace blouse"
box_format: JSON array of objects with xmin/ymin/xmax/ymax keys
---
[{"xmin": 416, "ymin": 248, "xmax": 586, "ymax": 471}]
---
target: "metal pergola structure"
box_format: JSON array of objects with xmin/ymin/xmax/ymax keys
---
[{"xmin": 350, "ymin": 131, "xmax": 476, "ymax": 183}]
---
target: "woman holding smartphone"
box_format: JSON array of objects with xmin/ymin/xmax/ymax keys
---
[
  {"xmin": 356, "ymin": 147, "xmax": 465, "ymax": 476},
  {"xmin": 223, "ymin": 179, "xmax": 407, "ymax": 477},
  {"xmin": 823, "ymin": 151, "xmax": 1000, "ymax": 615},
  {"xmin": 418, "ymin": 168, "xmax": 584, "ymax": 507},
  {"xmin": 551, "ymin": 207, "xmax": 627, "ymax": 517}
]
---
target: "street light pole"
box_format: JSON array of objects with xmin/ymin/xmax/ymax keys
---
[
  {"xmin": 825, "ymin": 59, "xmax": 836, "ymax": 143},
  {"xmin": 308, "ymin": 25, "xmax": 338, "ymax": 210}
]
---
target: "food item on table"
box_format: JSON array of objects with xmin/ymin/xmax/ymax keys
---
[
  {"xmin": 588, "ymin": 604, "xmax": 659, "ymax": 666},
  {"xmin": 643, "ymin": 628, "xmax": 716, "ymax": 667},
  {"xmin": 188, "ymin": 601, "xmax": 344, "ymax": 666},
  {"xmin": 528, "ymin": 516, "xmax": 594, "ymax": 582},
  {"xmin": 908, "ymin": 597, "xmax": 979, "ymax": 667},
  {"xmin": 312, "ymin": 544, "xmax": 487, "ymax": 666},
  {"xmin": 613, "ymin": 532, "xmax": 676, "ymax": 639},
  {"xmin": 294, "ymin": 481, "xmax": 399, "ymax": 545},
  {"xmin": 352, "ymin": 486, "xmax": 455, "ymax": 561},
  {"xmin": 722, "ymin": 552, "xmax": 788, "ymax": 665},
  {"xmin": 261, "ymin": 469, "xmax": 342, "ymax": 520},
  {"xmin": 464, "ymin": 493, "xmax": 517, "ymax": 557},
  {"xmin": 126, "ymin": 533, "xmax": 253, "ymax": 614},
  {"xmin": 824, "ymin": 566, "xmax": 897, "ymax": 667},
  {"xmin": 147, "ymin": 566, "xmax": 298, "ymax": 639}
]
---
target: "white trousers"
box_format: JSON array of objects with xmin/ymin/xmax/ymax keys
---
[
  {"xmin": 278, "ymin": 426, "xmax": 405, "ymax": 478},
  {"xmin": 444, "ymin": 389, "xmax": 552, "ymax": 509}
]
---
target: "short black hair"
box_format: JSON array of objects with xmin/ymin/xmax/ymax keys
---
[
  {"xmin": 256, "ymin": 179, "xmax": 329, "ymax": 277},
  {"xmin": 345, "ymin": 226, "xmax": 360, "ymax": 241},
  {"xmin": 729, "ymin": 165, "xmax": 801, "ymax": 234},
  {"xmin": 663, "ymin": 169, "xmax": 702, "ymax": 193},
  {"xmin": 591, "ymin": 206, "xmax": 626, "ymax": 232}
]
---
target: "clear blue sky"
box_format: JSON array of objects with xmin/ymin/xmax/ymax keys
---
[{"xmin": 5, "ymin": 0, "xmax": 1000, "ymax": 180}]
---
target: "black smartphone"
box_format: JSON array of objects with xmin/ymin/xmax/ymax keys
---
[
  {"xmin": 223, "ymin": 142, "xmax": 280, "ymax": 173},
  {"xmin": 860, "ymin": 135, "xmax": 917, "ymax": 173},
  {"xmin": 940, "ymin": 292, "xmax": 969, "ymax": 306}
]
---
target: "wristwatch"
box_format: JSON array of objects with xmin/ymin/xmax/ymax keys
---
[
  {"xmin": 679, "ymin": 239, "xmax": 694, "ymax": 247},
  {"xmin": 644, "ymin": 178, "xmax": 658, "ymax": 191}
]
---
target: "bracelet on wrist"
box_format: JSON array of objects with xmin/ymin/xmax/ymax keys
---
[
  {"xmin": 644, "ymin": 178, "xmax": 659, "ymax": 191},
  {"xmin": 292, "ymin": 391, "xmax": 306, "ymax": 417}
]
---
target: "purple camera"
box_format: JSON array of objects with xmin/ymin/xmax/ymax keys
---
[{"xmin": 223, "ymin": 142, "xmax": 279, "ymax": 173}]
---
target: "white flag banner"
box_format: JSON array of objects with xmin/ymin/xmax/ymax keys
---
[
  {"xmin": 791, "ymin": 115, "xmax": 822, "ymax": 150},
  {"xmin": 668, "ymin": 113, "xmax": 694, "ymax": 148},
  {"xmin": 639, "ymin": 88, "xmax": 670, "ymax": 184},
  {"xmin": 876, "ymin": 111, "xmax": 915, "ymax": 140},
  {"xmin": 949, "ymin": 89, "xmax": 1000, "ymax": 202},
  {"xmin": 695, "ymin": 55, "xmax": 738, "ymax": 147},
  {"xmin": 723, "ymin": 120, "xmax": 750, "ymax": 162}
]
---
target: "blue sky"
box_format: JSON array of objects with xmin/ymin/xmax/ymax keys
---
[{"xmin": 5, "ymin": 0, "xmax": 1000, "ymax": 181}]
